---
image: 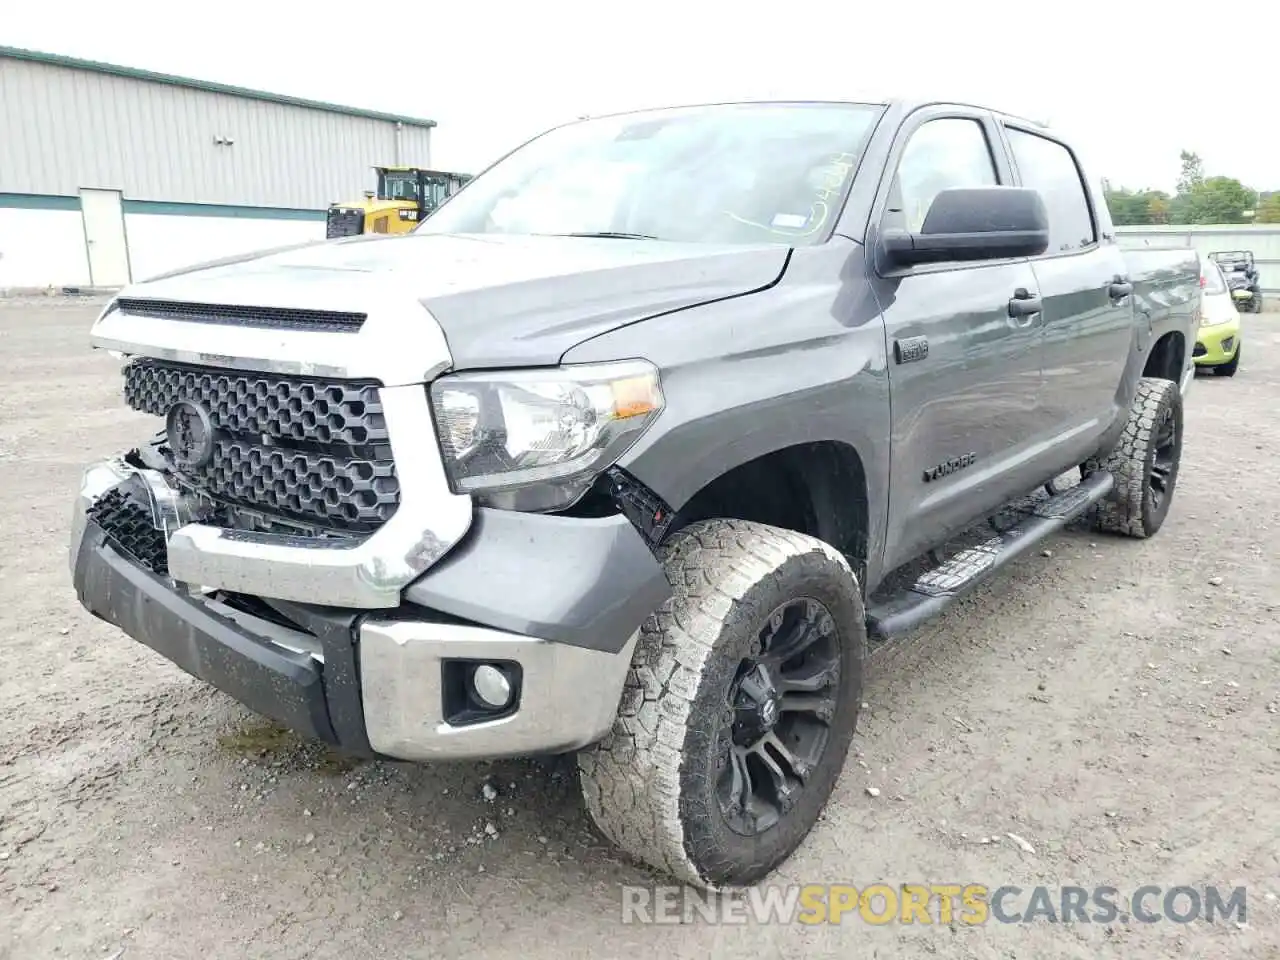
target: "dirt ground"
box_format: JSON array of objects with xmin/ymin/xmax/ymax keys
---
[{"xmin": 0, "ymin": 298, "xmax": 1276, "ymax": 960}]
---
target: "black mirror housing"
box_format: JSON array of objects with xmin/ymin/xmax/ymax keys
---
[{"xmin": 883, "ymin": 186, "xmax": 1050, "ymax": 267}]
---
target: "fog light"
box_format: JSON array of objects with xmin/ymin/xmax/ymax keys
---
[{"xmin": 470, "ymin": 664, "xmax": 513, "ymax": 709}]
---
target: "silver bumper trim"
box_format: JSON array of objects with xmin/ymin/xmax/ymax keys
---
[{"xmin": 359, "ymin": 620, "xmax": 637, "ymax": 761}]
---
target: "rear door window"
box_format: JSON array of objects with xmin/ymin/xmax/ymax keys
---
[{"xmin": 1005, "ymin": 128, "xmax": 1097, "ymax": 254}]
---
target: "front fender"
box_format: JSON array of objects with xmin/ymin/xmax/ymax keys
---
[{"xmin": 563, "ymin": 240, "xmax": 892, "ymax": 573}]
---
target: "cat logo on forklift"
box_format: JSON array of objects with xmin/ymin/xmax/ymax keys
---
[{"xmin": 923, "ymin": 452, "xmax": 977, "ymax": 483}]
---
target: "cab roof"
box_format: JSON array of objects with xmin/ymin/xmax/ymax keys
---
[
  {"xmin": 376, "ymin": 166, "xmax": 465, "ymax": 175},
  {"xmin": 570, "ymin": 98, "xmax": 1054, "ymax": 133}
]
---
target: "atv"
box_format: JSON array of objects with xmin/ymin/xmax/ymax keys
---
[{"xmin": 1210, "ymin": 250, "xmax": 1263, "ymax": 313}]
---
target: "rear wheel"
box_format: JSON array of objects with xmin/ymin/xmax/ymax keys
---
[
  {"xmin": 1213, "ymin": 344, "xmax": 1240, "ymax": 377},
  {"xmin": 578, "ymin": 518, "xmax": 865, "ymax": 889},
  {"xmin": 1083, "ymin": 376, "xmax": 1183, "ymax": 538}
]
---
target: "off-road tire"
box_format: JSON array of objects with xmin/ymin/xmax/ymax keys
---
[
  {"xmin": 578, "ymin": 518, "xmax": 865, "ymax": 889},
  {"xmin": 1214, "ymin": 345, "xmax": 1241, "ymax": 377},
  {"xmin": 1083, "ymin": 376, "xmax": 1183, "ymax": 538}
]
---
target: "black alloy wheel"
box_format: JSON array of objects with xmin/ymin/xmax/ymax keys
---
[{"xmin": 717, "ymin": 597, "xmax": 842, "ymax": 836}]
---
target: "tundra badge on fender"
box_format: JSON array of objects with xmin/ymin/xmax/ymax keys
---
[{"xmin": 923, "ymin": 452, "xmax": 977, "ymax": 482}]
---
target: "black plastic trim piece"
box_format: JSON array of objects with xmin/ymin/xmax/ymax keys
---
[
  {"xmin": 73, "ymin": 522, "xmax": 337, "ymax": 744},
  {"xmin": 261, "ymin": 599, "xmax": 374, "ymax": 756},
  {"xmin": 115, "ymin": 298, "xmax": 366, "ymax": 333},
  {"xmin": 441, "ymin": 658, "xmax": 524, "ymax": 727},
  {"xmin": 604, "ymin": 466, "xmax": 674, "ymax": 547}
]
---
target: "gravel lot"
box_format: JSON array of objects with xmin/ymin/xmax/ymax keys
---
[{"xmin": 1, "ymin": 298, "xmax": 1277, "ymax": 960}]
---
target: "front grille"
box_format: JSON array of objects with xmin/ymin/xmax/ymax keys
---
[
  {"xmin": 125, "ymin": 358, "xmax": 389, "ymax": 447},
  {"xmin": 115, "ymin": 299, "xmax": 366, "ymax": 334},
  {"xmin": 194, "ymin": 437, "xmax": 398, "ymax": 529},
  {"xmin": 326, "ymin": 207, "xmax": 364, "ymax": 239},
  {"xmin": 123, "ymin": 359, "xmax": 399, "ymax": 533}
]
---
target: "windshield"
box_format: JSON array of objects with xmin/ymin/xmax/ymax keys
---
[{"xmin": 418, "ymin": 102, "xmax": 883, "ymax": 245}]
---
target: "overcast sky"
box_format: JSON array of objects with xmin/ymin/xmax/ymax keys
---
[{"xmin": 7, "ymin": 0, "xmax": 1277, "ymax": 194}]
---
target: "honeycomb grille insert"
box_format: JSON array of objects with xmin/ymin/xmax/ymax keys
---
[
  {"xmin": 88, "ymin": 489, "xmax": 169, "ymax": 575},
  {"xmin": 122, "ymin": 359, "xmax": 400, "ymax": 533},
  {"xmin": 195, "ymin": 438, "xmax": 399, "ymax": 530},
  {"xmin": 124, "ymin": 359, "xmax": 389, "ymax": 448},
  {"xmin": 115, "ymin": 299, "xmax": 366, "ymax": 333}
]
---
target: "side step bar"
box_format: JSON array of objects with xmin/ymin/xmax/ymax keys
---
[{"xmin": 866, "ymin": 471, "xmax": 1114, "ymax": 642}]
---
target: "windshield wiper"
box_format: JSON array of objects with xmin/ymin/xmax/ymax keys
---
[{"xmin": 558, "ymin": 231, "xmax": 663, "ymax": 240}]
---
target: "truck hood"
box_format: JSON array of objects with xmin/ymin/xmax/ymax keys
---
[{"xmin": 101, "ymin": 233, "xmax": 790, "ymax": 378}]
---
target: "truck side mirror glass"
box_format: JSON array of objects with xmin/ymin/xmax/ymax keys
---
[{"xmin": 882, "ymin": 186, "xmax": 1050, "ymax": 267}]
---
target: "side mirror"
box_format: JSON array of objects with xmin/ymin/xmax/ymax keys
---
[{"xmin": 882, "ymin": 186, "xmax": 1050, "ymax": 267}]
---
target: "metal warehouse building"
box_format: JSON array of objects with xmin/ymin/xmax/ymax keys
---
[{"xmin": 0, "ymin": 46, "xmax": 435, "ymax": 292}]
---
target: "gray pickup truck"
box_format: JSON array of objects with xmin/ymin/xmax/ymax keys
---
[{"xmin": 70, "ymin": 99, "xmax": 1200, "ymax": 889}]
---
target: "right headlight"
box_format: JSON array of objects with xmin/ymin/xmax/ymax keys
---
[{"xmin": 429, "ymin": 359, "xmax": 664, "ymax": 512}]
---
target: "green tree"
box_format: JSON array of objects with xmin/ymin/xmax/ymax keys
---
[
  {"xmin": 1182, "ymin": 177, "xmax": 1255, "ymax": 224},
  {"xmin": 1254, "ymin": 192, "xmax": 1280, "ymax": 223},
  {"xmin": 1176, "ymin": 150, "xmax": 1205, "ymax": 195},
  {"xmin": 1104, "ymin": 187, "xmax": 1149, "ymax": 225},
  {"xmin": 1102, "ymin": 152, "xmax": 1256, "ymax": 226},
  {"xmin": 1146, "ymin": 193, "xmax": 1171, "ymax": 224},
  {"xmin": 1103, "ymin": 187, "xmax": 1173, "ymax": 225}
]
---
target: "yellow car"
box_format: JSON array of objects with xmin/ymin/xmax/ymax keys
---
[{"xmin": 1195, "ymin": 258, "xmax": 1242, "ymax": 377}]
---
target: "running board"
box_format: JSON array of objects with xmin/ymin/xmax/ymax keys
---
[{"xmin": 866, "ymin": 471, "xmax": 1114, "ymax": 642}]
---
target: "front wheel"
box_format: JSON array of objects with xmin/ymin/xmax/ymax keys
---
[
  {"xmin": 578, "ymin": 518, "xmax": 865, "ymax": 889},
  {"xmin": 1083, "ymin": 376, "xmax": 1183, "ymax": 538}
]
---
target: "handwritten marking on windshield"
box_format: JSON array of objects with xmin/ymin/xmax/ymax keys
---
[{"xmin": 725, "ymin": 152, "xmax": 861, "ymax": 239}]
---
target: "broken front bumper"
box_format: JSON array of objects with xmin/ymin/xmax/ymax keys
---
[{"xmin": 70, "ymin": 460, "xmax": 667, "ymax": 761}]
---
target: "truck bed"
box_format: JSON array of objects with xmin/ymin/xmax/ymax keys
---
[{"xmin": 1123, "ymin": 246, "xmax": 1202, "ymax": 363}]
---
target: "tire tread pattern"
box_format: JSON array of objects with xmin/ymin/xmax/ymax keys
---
[
  {"xmin": 577, "ymin": 518, "xmax": 858, "ymax": 888},
  {"xmin": 1083, "ymin": 376, "xmax": 1178, "ymax": 538}
]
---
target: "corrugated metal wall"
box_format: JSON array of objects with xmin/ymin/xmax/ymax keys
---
[
  {"xmin": 1115, "ymin": 225, "xmax": 1280, "ymax": 293},
  {"xmin": 0, "ymin": 56, "xmax": 432, "ymax": 210}
]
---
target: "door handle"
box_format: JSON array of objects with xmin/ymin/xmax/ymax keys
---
[
  {"xmin": 1008, "ymin": 288, "xmax": 1042, "ymax": 318},
  {"xmin": 1109, "ymin": 278, "xmax": 1133, "ymax": 299}
]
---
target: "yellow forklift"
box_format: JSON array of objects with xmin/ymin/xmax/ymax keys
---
[{"xmin": 325, "ymin": 167, "xmax": 471, "ymax": 238}]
